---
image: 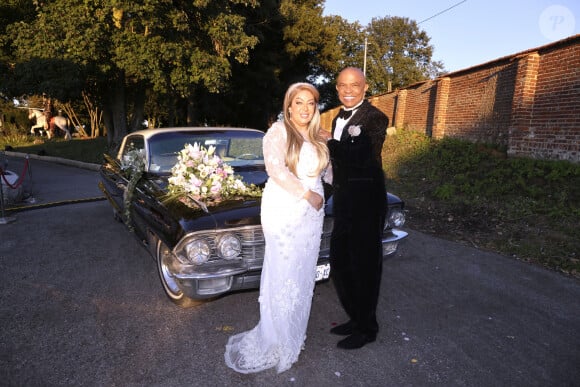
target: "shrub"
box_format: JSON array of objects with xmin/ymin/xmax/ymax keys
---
[{"xmin": 383, "ymin": 128, "xmax": 580, "ymax": 277}]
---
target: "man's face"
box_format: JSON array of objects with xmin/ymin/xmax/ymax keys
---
[{"xmin": 336, "ymin": 69, "xmax": 368, "ymax": 108}]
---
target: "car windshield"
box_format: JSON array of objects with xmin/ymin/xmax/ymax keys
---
[{"xmin": 148, "ymin": 129, "xmax": 265, "ymax": 173}]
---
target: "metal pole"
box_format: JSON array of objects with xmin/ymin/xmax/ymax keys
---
[
  {"xmin": 363, "ymin": 37, "xmax": 368, "ymax": 76},
  {"xmin": 24, "ymin": 154, "xmax": 35, "ymax": 203},
  {"xmin": 0, "ymin": 151, "xmax": 16, "ymax": 224}
]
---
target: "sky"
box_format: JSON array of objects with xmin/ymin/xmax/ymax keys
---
[{"xmin": 323, "ymin": 0, "xmax": 579, "ymax": 73}]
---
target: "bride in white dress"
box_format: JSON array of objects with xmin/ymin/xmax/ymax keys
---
[{"xmin": 225, "ymin": 83, "xmax": 331, "ymax": 374}]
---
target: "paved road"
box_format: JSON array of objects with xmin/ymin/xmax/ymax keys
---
[{"xmin": 1, "ymin": 153, "xmax": 579, "ymax": 386}]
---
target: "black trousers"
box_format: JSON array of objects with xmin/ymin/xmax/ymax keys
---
[{"xmin": 329, "ymin": 211, "xmax": 383, "ymax": 336}]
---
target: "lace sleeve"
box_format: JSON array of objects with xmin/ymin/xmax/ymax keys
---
[
  {"xmin": 263, "ymin": 122, "xmax": 308, "ymax": 199},
  {"xmin": 322, "ymin": 161, "xmax": 333, "ymax": 185}
]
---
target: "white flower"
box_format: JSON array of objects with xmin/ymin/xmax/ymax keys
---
[
  {"xmin": 165, "ymin": 142, "xmax": 262, "ymax": 207},
  {"xmin": 347, "ymin": 125, "xmax": 361, "ymax": 137},
  {"xmin": 121, "ymin": 148, "xmax": 146, "ymax": 172}
]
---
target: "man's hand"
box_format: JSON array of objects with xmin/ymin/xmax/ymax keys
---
[{"xmin": 319, "ymin": 128, "xmax": 332, "ymax": 142}]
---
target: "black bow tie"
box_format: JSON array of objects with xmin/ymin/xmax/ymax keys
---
[{"xmin": 337, "ymin": 108, "xmax": 353, "ymax": 120}]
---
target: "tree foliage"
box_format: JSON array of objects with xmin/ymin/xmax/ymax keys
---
[
  {"xmin": 313, "ymin": 14, "xmax": 445, "ymax": 106},
  {"xmin": 3, "ymin": 0, "xmax": 262, "ymax": 147},
  {"xmin": 190, "ymin": 0, "xmax": 333, "ymax": 129},
  {"xmin": 0, "ymin": 1, "xmax": 445, "ymax": 143},
  {"xmin": 365, "ymin": 16, "xmax": 445, "ymax": 93}
]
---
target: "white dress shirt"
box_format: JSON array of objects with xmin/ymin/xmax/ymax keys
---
[{"xmin": 333, "ymin": 102, "xmax": 363, "ymax": 140}]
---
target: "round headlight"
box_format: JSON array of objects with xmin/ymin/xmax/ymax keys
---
[
  {"xmin": 388, "ymin": 209, "xmax": 406, "ymax": 228},
  {"xmin": 217, "ymin": 234, "xmax": 242, "ymax": 260},
  {"xmin": 185, "ymin": 239, "xmax": 211, "ymax": 265}
]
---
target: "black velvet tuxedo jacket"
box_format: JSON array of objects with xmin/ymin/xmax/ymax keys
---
[{"xmin": 327, "ymin": 100, "xmax": 389, "ymax": 223}]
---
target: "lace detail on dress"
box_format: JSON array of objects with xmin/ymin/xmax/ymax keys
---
[
  {"xmin": 225, "ymin": 328, "xmax": 279, "ymax": 373},
  {"xmin": 273, "ymin": 279, "xmax": 301, "ymax": 318},
  {"xmin": 262, "ymin": 121, "xmax": 309, "ymax": 198},
  {"xmin": 224, "ymin": 121, "xmax": 324, "ymax": 374}
]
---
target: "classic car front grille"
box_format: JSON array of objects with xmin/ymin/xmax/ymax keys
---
[
  {"xmin": 178, "ymin": 219, "xmax": 333, "ymax": 267},
  {"xmin": 236, "ymin": 226, "xmax": 265, "ymax": 267},
  {"xmin": 220, "ymin": 220, "xmax": 333, "ymax": 262},
  {"xmin": 319, "ymin": 217, "xmax": 333, "ymax": 255}
]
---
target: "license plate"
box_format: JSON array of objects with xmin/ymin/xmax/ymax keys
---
[{"xmin": 315, "ymin": 263, "xmax": 330, "ymax": 281}]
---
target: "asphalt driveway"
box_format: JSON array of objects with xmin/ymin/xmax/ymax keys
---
[{"xmin": 1, "ymin": 153, "xmax": 579, "ymax": 386}]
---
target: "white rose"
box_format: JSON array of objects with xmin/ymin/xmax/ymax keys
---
[{"xmin": 348, "ymin": 125, "xmax": 361, "ymax": 137}]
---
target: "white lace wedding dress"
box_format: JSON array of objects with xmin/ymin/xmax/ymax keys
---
[{"xmin": 224, "ymin": 121, "xmax": 327, "ymax": 374}]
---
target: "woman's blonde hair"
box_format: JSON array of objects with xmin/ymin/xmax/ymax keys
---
[{"xmin": 282, "ymin": 82, "xmax": 329, "ymax": 176}]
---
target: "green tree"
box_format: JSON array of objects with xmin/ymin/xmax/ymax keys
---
[
  {"xmin": 0, "ymin": 0, "xmax": 35, "ymax": 99},
  {"xmin": 314, "ymin": 15, "xmax": 366, "ymax": 108},
  {"xmin": 365, "ymin": 16, "xmax": 445, "ymax": 93},
  {"xmin": 194, "ymin": 0, "xmax": 330, "ymax": 128},
  {"xmin": 314, "ymin": 13, "xmax": 445, "ymax": 100},
  {"xmin": 1, "ymin": 1, "xmax": 444, "ymax": 140},
  {"xmin": 4, "ymin": 0, "xmax": 260, "ymax": 148}
]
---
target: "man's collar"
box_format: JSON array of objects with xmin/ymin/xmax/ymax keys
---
[{"xmin": 342, "ymin": 100, "xmax": 364, "ymax": 112}]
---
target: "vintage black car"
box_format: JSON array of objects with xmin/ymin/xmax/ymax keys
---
[{"xmin": 98, "ymin": 127, "xmax": 408, "ymax": 307}]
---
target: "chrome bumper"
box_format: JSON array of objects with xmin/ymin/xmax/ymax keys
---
[
  {"xmin": 173, "ymin": 257, "xmax": 330, "ymax": 300},
  {"xmin": 173, "ymin": 228, "xmax": 407, "ymax": 299},
  {"xmin": 382, "ymin": 228, "xmax": 408, "ymax": 256}
]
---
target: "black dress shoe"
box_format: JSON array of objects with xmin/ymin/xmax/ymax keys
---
[
  {"xmin": 337, "ymin": 333, "xmax": 376, "ymax": 350},
  {"xmin": 330, "ymin": 321, "xmax": 354, "ymax": 336}
]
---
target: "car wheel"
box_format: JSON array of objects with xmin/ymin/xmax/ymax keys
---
[{"xmin": 155, "ymin": 238, "xmax": 205, "ymax": 308}]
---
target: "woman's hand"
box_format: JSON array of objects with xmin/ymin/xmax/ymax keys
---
[{"xmin": 303, "ymin": 189, "xmax": 324, "ymax": 211}]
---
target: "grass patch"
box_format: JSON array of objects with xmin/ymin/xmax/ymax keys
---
[
  {"xmin": 2, "ymin": 136, "xmax": 109, "ymax": 165},
  {"xmin": 383, "ymin": 128, "xmax": 580, "ymax": 278}
]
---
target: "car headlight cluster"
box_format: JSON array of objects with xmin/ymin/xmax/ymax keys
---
[
  {"xmin": 184, "ymin": 239, "xmax": 211, "ymax": 265},
  {"xmin": 176, "ymin": 233, "xmax": 242, "ymax": 265},
  {"xmin": 217, "ymin": 234, "xmax": 242, "ymax": 260},
  {"xmin": 386, "ymin": 208, "xmax": 406, "ymax": 229}
]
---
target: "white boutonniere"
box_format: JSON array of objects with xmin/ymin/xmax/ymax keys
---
[{"xmin": 347, "ymin": 125, "xmax": 361, "ymax": 142}]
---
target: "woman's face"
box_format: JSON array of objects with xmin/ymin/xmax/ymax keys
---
[{"xmin": 289, "ymin": 89, "xmax": 316, "ymax": 130}]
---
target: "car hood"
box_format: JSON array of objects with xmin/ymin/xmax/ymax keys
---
[{"xmin": 147, "ymin": 174, "xmax": 263, "ymax": 230}]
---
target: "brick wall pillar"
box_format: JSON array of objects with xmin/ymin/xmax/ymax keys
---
[
  {"xmin": 432, "ymin": 77, "xmax": 451, "ymax": 139},
  {"xmin": 508, "ymin": 52, "xmax": 540, "ymax": 155},
  {"xmin": 394, "ymin": 89, "xmax": 407, "ymax": 128}
]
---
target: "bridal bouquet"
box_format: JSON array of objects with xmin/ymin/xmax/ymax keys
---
[{"xmin": 165, "ymin": 143, "xmax": 262, "ymax": 209}]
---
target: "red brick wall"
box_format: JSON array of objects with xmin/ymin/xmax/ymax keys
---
[
  {"xmin": 509, "ymin": 43, "xmax": 580, "ymax": 161},
  {"xmin": 400, "ymin": 81, "xmax": 436, "ymax": 132},
  {"xmin": 444, "ymin": 61, "xmax": 517, "ymax": 145},
  {"xmin": 321, "ymin": 34, "xmax": 580, "ymax": 163}
]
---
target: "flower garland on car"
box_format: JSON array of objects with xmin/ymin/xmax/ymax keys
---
[
  {"xmin": 119, "ymin": 147, "xmax": 146, "ymax": 231},
  {"xmin": 163, "ymin": 142, "xmax": 262, "ymax": 211}
]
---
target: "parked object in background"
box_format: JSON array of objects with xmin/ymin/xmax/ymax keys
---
[{"xmin": 0, "ymin": 169, "xmax": 23, "ymax": 204}]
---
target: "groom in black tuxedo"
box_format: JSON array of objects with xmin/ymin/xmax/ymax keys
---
[{"xmin": 326, "ymin": 67, "xmax": 389, "ymax": 350}]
